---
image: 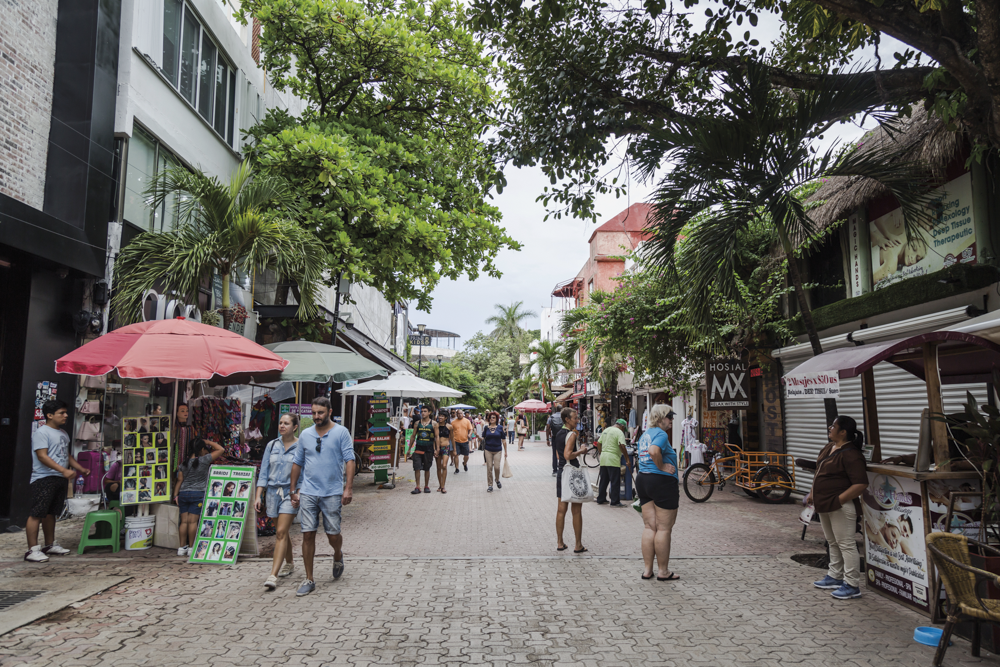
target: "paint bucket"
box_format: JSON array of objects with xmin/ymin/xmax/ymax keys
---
[{"xmin": 124, "ymin": 515, "xmax": 156, "ymax": 551}]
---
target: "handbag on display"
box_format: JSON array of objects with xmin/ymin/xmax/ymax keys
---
[
  {"xmin": 559, "ymin": 465, "xmax": 594, "ymax": 503},
  {"xmin": 75, "ymin": 416, "xmax": 102, "ymax": 441},
  {"xmin": 82, "ymin": 375, "xmax": 106, "ymax": 389},
  {"xmin": 79, "ymin": 400, "xmax": 101, "ymax": 415}
]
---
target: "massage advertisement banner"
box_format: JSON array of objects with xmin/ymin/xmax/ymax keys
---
[
  {"xmin": 189, "ymin": 465, "xmax": 256, "ymax": 565},
  {"xmin": 870, "ymin": 172, "xmax": 976, "ymax": 290},
  {"xmin": 121, "ymin": 415, "xmax": 172, "ymax": 505},
  {"xmin": 782, "ymin": 371, "xmax": 841, "ymax": 400},
  {"xmin": 862, "ymin": 473, "xmax": 928, "ymax": 612}
]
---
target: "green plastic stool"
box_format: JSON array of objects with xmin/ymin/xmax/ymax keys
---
[
  {"xmin": 78, "ymin": 509, "xmax": 121, "ymax": 553},
  {"xmin": 93, "ymin": 501, "xmax": 121, "ymax": 539}
]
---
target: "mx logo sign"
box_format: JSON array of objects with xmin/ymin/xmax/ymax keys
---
[{"xmin": 706, "ymin": 358, "xmax": 750, "ymax": 410}]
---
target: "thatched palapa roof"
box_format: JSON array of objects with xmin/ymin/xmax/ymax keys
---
[{"xmin": 807, "ymin": 106, "xmax": 964, "ymax": 231}]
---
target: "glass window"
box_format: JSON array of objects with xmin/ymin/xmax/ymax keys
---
[
  {"xmin": 123, "ymin": 129, "xmax": 157, "ymax": 229},
  {"xmin": 154, "ymin": 150, "xmax": 183, "ymax": 233},
  {"xmin": 213, "ymin": 59, "xmax": 228, "ymax": 136},
  {"xmin": 162, "ymin": 0, "xmax": 183, "ymax": 86},
  {"xmin": 198, "ymin": 32, "xmax": 217, "ymax": 121},
  {"xmin": 179, "ymin": 10, "xmax": 200, "ymax": 104},
  {"xmin": 227, "ymin": 69, "xmax": 236, "ymax": 145}
]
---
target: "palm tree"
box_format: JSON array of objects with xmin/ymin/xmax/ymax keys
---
[
  {"xmin": 525, "ymin": 339, "xmax": 569, "ymax": 394},
  {"xmin": 112, "ymin": 161, "xmax": 326, "ymax": 328},
  {"xmin": 637, "ymin": 63, "xmax": 933, "ymax": 422},
  {"xmin": 485, "ymin": 301, "xmax": 537, "ymax": 340}
]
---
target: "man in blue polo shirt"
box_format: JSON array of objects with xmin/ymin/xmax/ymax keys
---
[{"xmin": 290, "ymin": 396, "xmax": 355, "ymax": 597}]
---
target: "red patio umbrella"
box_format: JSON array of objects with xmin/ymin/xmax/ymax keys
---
[
  {"xmin": 514, "ymin": 399, "xmax": 551, "ymax": 413},
  {"xmin": 55, "ymin": 318, "xmax": 289, "ymax": 381}
]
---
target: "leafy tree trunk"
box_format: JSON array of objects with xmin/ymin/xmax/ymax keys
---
[
  {"xmin": 221, "ymin": 276, "xmax": 232, "ymax": 330},
  {"xmin": 778, "ymin": 228, "xmax": 838, "ymax": 424}
]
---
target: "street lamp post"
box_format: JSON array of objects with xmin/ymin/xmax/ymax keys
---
[{"xmin": 417, "ymin": 323, "xmax": 426, "ymax": 377}]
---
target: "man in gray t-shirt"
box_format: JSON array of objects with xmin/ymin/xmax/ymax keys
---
[{"xmin": 26, "ymin": 400, "xmax": 90, "ymax": 563}]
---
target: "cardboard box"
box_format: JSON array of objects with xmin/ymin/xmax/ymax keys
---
[{"xmin": 152, "ymin": 503, "xmax": 180, "ymax": 549}]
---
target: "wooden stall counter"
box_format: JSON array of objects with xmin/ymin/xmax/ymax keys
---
[{"xmin": 866, "ymin": 463, "xmax": 979, "ymax": 481}]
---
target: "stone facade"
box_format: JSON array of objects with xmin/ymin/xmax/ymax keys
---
[{"xmin": 0, "ymin": 0, "xmax": 57, "ymax": 210}]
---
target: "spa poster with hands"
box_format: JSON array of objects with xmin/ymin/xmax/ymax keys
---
[
  {"xmin": 189, "ymin": 465, "xmax": 257, "ymax": 565},
  {"xmin": 869, "ymin": 172, "xmax": 976, "ymax": 290},
  {"xmin": 121, "ymin": 415, "xmax": 172, "ymax": 505}
]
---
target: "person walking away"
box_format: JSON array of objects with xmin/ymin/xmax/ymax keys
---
[
  {"xmin": 636, "ymin": 405, "xmax": 679, "ymax": 581},
  {"xmin": 546, "ymin": 403, "xmax": 564, "ymax": 477},
  {"xmin": 516, "ymin": 412, "xmax": 528, "ymax": 450},
  {"xmin": 450, "ymin": 409, "xmax": 473, "ymax": 474},
  {"xmin": 482, "ymin": 412, "xmax": 508, "ymax": 492},
  {"xmin": 473, "ymin": 415, "xmax": 485, "ymax": 453},
  {"xmin": 434, "ymin": 411, "xmax": 453, "ymax": 493},
  {"xmin": 254, "ymin": 413, "xmax": 300, "ymax": 590},
  {"xmin": 408, "ymin": 406, "xmax": 437, "ymax": 494},
  {"xmin": 174, "ymin": 437, "xmax": 225, "ymax": 557},
  {"xmin": 554, "ymin": 408, "xmax": 593, "ymax": 553},
  {"xmin": 399, "ymin": 409, "xmax": 412, "ymax": 463},
  {"xmin": 805, "ymin": 416, "xmax": 869, "ymax": 600},
  {"xmin": 596, "ymin": 419, "xmax": 629, "ymax": 507},
  {"xmin": 289, "ymin": 397, "xmax": 356, "ymax": 597},
  {"xmin": 25, "ymin": 400, "xmax": 90, "ymax": 562},
  {"xmin": 506, "ymin": 414, "xmax": 516, "ymax": 449}
]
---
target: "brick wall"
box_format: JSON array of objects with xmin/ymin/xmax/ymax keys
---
[{"xmin": 0, "ymin": 0, "xmax": 57, "ymax": 210}]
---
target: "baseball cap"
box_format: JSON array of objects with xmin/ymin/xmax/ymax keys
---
[
  {"xmin": 665, "ymin": 410, "xmax": 677, "ymax": 419},
  {"xmin": 616, "ymin": 419, "xmax": 628, "ymax": 428}
]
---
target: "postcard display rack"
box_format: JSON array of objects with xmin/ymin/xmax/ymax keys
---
[{"xmin": 120, "ymin": 415, "xmax": 173, "ymax": 505}]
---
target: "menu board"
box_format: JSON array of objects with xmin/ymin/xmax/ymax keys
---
[
  {"xmin": 189, "ymin": 465, "xmax": 255, "ymax": 565},
  {"xmin": 121, "ymin": 415, "xmax": 172, "ymax": 505}
]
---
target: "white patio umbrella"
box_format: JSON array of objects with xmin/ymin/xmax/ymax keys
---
[{"xmin": 337, "ymin": 370, "xmax": 462, "ymax": 489}]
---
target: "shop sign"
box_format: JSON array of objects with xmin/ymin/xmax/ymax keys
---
[
  {"xmin": 870, "ymin": 172, "xmax": 976, "ymax": 290},
  {"xmin": 120, "ymin": 415, "xmax": 172, "ymax": 505},
  {"xmin": 369, "ymin": 391, "xmax": 390, "ymax": 482},
  {"xmin": 782, "ymin": 371, "xmax": 840, "ymax": 399},
  {"xmin": 408, "ymin": 334, "xmax": 432, "ymax": 346},
  {"xmin": 863, "ymin": 474, "xmax": 928, "ymax": 611},
  {"xmin": 706, "ymin": 358, "xmax": 749, "ymax": 409},
  {"xmin": 141, "ymin": 288, "xmax": 201, "ymax": 322},
  {"xmin": 190, "ymin": 465, "xmax": 256, "ymax": 565},
  {"xmin": 848, "ymin": 212, "xmax": 872, "ymax": 297}
]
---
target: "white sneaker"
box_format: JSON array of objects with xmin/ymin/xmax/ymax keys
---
[
  {"xmin": 24, "ymin": 546, "xmax": 49, "ymax": 563},
  {"xmin": 42, "ymin": 542, "xmax": 70, "ymax": 556},
  {"xmin": 177, "ymin": 546, "xmax": 191, "ymax": 556},
  {"xmin": 264, "ymin": 574, "xmax": 278, "ymax": 590},
  {"xmin": 278, "ymin": 562, "xmax": 294, "ymax": 578}
]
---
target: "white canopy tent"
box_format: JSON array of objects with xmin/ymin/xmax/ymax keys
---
[{"xmin": 337, "ymin": 371, "xmax": 463, "ymax": 488}]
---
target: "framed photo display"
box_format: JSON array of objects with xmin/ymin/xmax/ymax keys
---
[
  {"xmin": 121, "ymin": 415, "xmax": 171, "ymax": 505},
  {"xmin": 189, "ymin": 465, "xmax": 256, "ymax": 565}
]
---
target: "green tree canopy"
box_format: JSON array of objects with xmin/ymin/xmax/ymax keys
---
[
  {"xmin": 484, "ymin": 301, "xmax": 537, "ymax": 339},
  {"xmin": 241, "ymin": 0, "xmax": 519, "ymax": 311}
]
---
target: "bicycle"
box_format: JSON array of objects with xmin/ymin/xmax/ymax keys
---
[{"xmin": 682, "ymin": 443, "xmax": 794, "ymax": 504}]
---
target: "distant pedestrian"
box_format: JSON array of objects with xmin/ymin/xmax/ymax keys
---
[
  {"xmin": 515, "ymin": 412, "xmax": 528, "ymax": 450},
  {"xmin": 409, "ymin": 406, "xmax": 437, "ymax": 494},
  {"xmin": 473, "ymin": 415, "xmax": 485, "ymax": 452},
  {"xmin": 554, "ymin": 408, "xmax": 592, "ymax": 553},
  {"xmin": 25, "ymin": 400, "xmax": 91, "ymax": 563},
  {"xmin": 450, "ymin": 409, "xmax": 473, "ymax": 474},
  {"xmin": 289, "ymin": 397, "xmax": 356, "ymax": 597},
  {"xmin": 636, "ymin": 405, "xmax": 679, "ymax": 581},
  {"xmin": 254, "ymin": 413, "xmax": 300, "ymax": 590},
  {"xmin": 546, "ymin": 403, "xmax": 564, "ymax": 477},
  {"xmin": 481, "ymin": 412, "xmax": 508, "ymax": 492},
  {"xmin": 805, "ymin": 416, "xmax": 868, "ymax": 600},
  {"xmin": 596, "ymin": 419, "xmax": 629, "ymax": 507},
  {"xmin": 174, "ymin": 437, "xmax": 225, "ymax": 557},
  {"xmin": 506, "ymin": 414, "xmax": 516, "ymax": 447},
  {"xmin": 434, "ymin": 411, "xmax": 453, "ymax": 493}
]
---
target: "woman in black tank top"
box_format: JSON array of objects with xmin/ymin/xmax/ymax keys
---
[{"xmin": 555, "ymin": 408, "xmax": 590, "ymax": 553}]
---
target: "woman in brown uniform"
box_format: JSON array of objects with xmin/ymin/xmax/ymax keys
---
[{"xmin": 805, "ymin": 416, "xmax": 869, "ymax": 600}]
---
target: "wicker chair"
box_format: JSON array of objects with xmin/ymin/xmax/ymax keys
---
[{"xmin": 926, "ymin": 532, "xmax": 1000, "ymax": 666}]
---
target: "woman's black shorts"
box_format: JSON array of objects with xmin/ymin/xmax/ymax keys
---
[{"xmin": 636, "ymin": 472, "xmax": 679, "ymax": 510}]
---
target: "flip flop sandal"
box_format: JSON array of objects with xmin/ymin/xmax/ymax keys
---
[
  {"xmin": 557, "ymin": 546, "xmax": 568, "ymax": 551},
  {"xmin": 657, "ymin": 573, "xmax": 680, "ymax": 581},
  {"xmin": 641, "ymin": 573, "xmax": 654, "ymax": 580},
  {"xmin": 574, "ymin": 547, "xmax": 588, "ymax": 554}
]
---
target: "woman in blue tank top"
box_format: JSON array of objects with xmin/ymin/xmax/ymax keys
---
[{"xmin": 635, "ymin": 404, "xmax": 679, "ymax": 581}]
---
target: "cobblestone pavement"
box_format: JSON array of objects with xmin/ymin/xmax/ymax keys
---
[{"xmin": 0, "ymin": 441, "xmax": 997, "ymax": 666}]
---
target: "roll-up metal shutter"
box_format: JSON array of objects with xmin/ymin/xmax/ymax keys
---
[{"xmin": 782, "ymin": 358, "xmax": 988, "ymax": 494}]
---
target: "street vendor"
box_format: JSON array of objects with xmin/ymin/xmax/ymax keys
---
[{"xmin": 805, "ymin": 415, "xmax": 869, "ymax": 601}]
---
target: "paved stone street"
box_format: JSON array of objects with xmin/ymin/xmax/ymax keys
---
[{"xmin": 0, "ymin": 440, "xmax": 998, "ymax": 666}]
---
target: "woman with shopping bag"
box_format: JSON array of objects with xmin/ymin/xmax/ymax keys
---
[{"xmin": 554, "ymin": 408, "xmax": 594, "ymax": 553}]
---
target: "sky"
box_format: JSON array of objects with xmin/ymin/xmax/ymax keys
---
[{"xmin": 413, "ymin": 7, "xmax": 909, "ymax": 347}]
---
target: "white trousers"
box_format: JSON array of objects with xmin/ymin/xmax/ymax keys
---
[{"xmin": 819, "ymin": 501, "xmax": 860, "ymax": 587}]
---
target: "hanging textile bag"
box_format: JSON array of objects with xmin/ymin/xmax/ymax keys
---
[
  {"xmin": 559, "ymin": 465, "xmax": 593, "ymax": 503},
  {"xmin": 76, "ymin": 416, "xmax": 102, "ymax": 441},
  {"xmin": 502, "ymin": 458, "xmax": 513, "ymax": 479}
]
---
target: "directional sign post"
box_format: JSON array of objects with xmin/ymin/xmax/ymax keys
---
[{"xmin": 369, "ymin": 391, "xmax": 391, "ymax": 483}]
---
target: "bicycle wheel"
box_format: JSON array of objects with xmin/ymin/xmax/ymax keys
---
[
  {"xmin": 683, "ymin": 463, "xmax": 716, "ymax": 503},
  {"xmin": 583, "ymin": 446, "xmax": 600, "ymax": 468},
  {"xmin": 754, "ymin": 466, "xmax": 792, "ymax": 504}
]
